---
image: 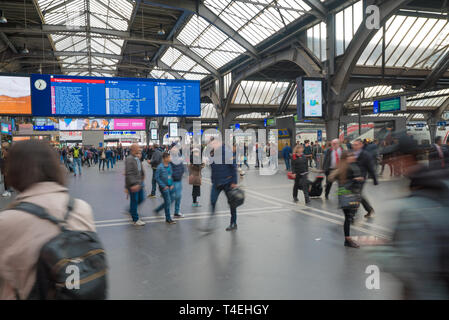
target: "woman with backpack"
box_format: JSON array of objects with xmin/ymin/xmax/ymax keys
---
[
  {"xmin": 329, "ymin": 151, "xmax": 364, "ymax": 248},
  {"xmin": 0, "ymin": 140, "xmax": 103, "ymax": 299},
  {"xmin": 98, "ymin": 147, "xmax": 106, "ymax": 171}
]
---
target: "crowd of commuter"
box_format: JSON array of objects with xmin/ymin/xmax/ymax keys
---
[{"xmin": 1, "ymin": 131, "xmax": 449, "ymax": 299}]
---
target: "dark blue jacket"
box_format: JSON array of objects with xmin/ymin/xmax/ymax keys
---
[
  {"xmin": 282, "ymin": 145, "xmax": 292, "ymax": 160},
  {"xmin": 171, "ymin": 162, "xmax": 185, "ymax": 181},
  {"xmin": 210, "ymin": 145, "xmax": 237, "ymax": 186},
  {"xmin": 155, "ymin": 163, "xmax": 173, "ymax": 189}
]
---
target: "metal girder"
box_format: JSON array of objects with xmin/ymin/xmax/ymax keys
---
[
  {"xmin": 54, "ymin": 51, "xmax": 122, "ymax": 59},
  {"xmin": 419, "ymin": 51, "xmax": 449, "ymax": 90},
  {"xmin": 223, "ymin": 46, "xmax": 322, "ymax": 115},
  {"xmin": 303, "ymin": 0, "xmax": 327, "ymax": 19},
  {"xmin": 157, "ymin": 60, "xmax": 183, "ymax": 79},
  {"xmin": 150, "ymin": 11, "xmax": 191, "ymax": 64},
  {"xmin": 172, "ymin": 39, "xmax": 220, "ymax": 77},
  {"xmin": 276, "ymin": 82, "xmax": 296, "ymax": 115},
  {"xmin": 61, "ymin": 68, "xmax": 116, "ymax": 74},
  {"xmin": 196, "ymin": 3, "xmax": 258, "ymax": 58},
  {"xmin": 331, "ymin": 0, "xmax": 413, "ymax": 95},
  {"xmin": 94, "ymin": 0, "xmax": 129, "ymax": 21},
  {"xmin": 432, "ymin": 96, "xmax": 449, "ymax": 120},
  {"xmin": 145, "ymin": 0, "xmax": 259, "ymax": 58},
  {"xmin": 42, "ymin": 0, "xmax": 77, "ymax": 14},
  {"xmin": 0, "ymin": 32, "xmax": 18, "ymax": 54}
]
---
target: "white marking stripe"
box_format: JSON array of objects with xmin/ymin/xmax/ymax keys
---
[
  {"xmin": 96, "ymin": 209, "xmax": 292, "ymax": 228},
  {"xmin": 95, "ymin": 206, "xmax": 283, "ymax": 224}
]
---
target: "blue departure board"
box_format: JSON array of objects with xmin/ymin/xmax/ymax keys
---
[{"xmin": 31, "ymin": 74, "xmax": 200, "ymax": 117}]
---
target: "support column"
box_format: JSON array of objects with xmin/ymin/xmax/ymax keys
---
[
  {"xmin": 218, "ymin": 112, "xmax": 231, "ymax": 141},
  {"xmin": 427, "ymin": 116, "xmax": 438, "ymax": 144}
]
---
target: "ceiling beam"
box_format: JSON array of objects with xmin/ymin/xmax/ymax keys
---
[
  {"xmin": 197, "ymin": 3, "xmax": 259, "ymax": 58},
  {"xmin": 303, "ymin": 0, "xmax": 327, "ymax": 19},
  {"xmin": 42, "ymin": 0, "xmax": 78, "ymax": 15},
  {"xmin": 332, "ymin": 0, "xmax": 413, "ymax": 95},
  {"xmin": 419, "ymin": 51, "xmax": 449, "ymax": 90},
  {"xmin": 172, "ymin": 38, "xmax": 220, "ymax": 77},
  {"xmin": 0, "ymin": 32, "xmax": 18, "ymax": 54},
  {"xmin": 156, "ymin": 60, "xmax": 184, "ymax": 79}
]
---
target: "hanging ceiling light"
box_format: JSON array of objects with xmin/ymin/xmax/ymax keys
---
[
  {"xmin": 21, "ymin": 43, "xmax": 29, "ymax": 54},
  {"xmin": 38, "ymin": 64, "xmax": 42, "ymax": 74},
  {"xmin": 0, "ymin": 10, "xmax": 7, "ymax": 23},
  {"xmin": 143, "ymin": 52, "xmax": 150, "ymax": 61},
  {"xmin": 157, "ymin": 24, "xmax": 165, "ymax": 36}
]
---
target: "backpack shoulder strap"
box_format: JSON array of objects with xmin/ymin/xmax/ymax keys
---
[
  {"xmin": 13, "ymin": 202, "xmax": 62, "ymax": 227},
  {"xmin": 64, "ymin": 197, "xmax": 75, "ymax": 222}
]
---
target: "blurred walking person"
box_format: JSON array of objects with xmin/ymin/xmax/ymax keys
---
[
  {"xmin": 0, "ymin": 140, "xmax": 98, "ymax": 299},
  {"xmin": 125, "ymin": 144, "xmax": 146, "ymax": 226},
  {"xmin": 291, "ymin": 145, "xmax": 310, "ymax": 204},
  {"xmin": 322, "ymin": 139, "xmax": 343, "ymax": 200},
  {"xmin": 154, "ymin": 152, "xmax": 176, "ymax": 224},
  {"xmin": 329, "ymin": 151, "xmax": 364, "ymax": 248},
  {"xmin": 189, "ymin": 148, "xmax": 204, "ymax": 207}
]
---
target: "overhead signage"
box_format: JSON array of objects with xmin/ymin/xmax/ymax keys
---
[
  {"xmin": 373, "ymin": 96, "xmax": 406, "ymax": 113},
  {"xmin": 59, "ymin": 118, "xmax": 113, "ymax": 131},
  {"xmin": 297, "ymin": 77, "xmax": 324, "ymax": 119},
  {"xmin": 31, "ymin": 74, "xmax": 201, "ymax": 117}
]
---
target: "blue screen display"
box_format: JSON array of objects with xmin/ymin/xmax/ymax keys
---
[{"xmin": 31, "ymin": 74, "xmax": 201, "ymax": 117}]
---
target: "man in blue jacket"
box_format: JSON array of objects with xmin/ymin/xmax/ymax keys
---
[
  {"xmin": 282, "ymin": 144, "xmax": 292, "ymax": 171},
  {"xmin": 208, "ymin": 140, "xmax": 238, "ymax": 231}
]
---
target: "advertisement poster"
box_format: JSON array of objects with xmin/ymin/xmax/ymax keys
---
[
  {"xmin": 59, "ymin": 119, "xmax": 113, "ymax": 131},
  {"xmin": 169, "ymin": 123, "xmax": 178, "ymax": 137},
  {"xmin": 0, "ymin": 76, "xmax": 31, "ymax": 115},
  {"xmin": 303, "ymin": 80, "xmax": 323, "ymax": 117},
  {"xmin": 150, "ymin": 128, "xmax": 158, "ymax": 140},
  {"xmin": 113, "ymin": 119, "xmax": 146, "ymax": 130}
]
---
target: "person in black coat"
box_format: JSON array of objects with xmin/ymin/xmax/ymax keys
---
[
  {"xmin": 352, "ymin": 139, "xmax": 378, "ymax": 218},
  {"xmin": 291, "ymin": 145, "xmax": 310, "ymax": 204},
  {"xmin": 428, "ymin": 136, "xmax": 448, "ymax": 170},
  {"xmin": 322, "ymin": 139, "xmax": 343, "ymax": 199}
]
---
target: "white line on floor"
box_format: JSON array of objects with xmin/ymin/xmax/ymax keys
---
[
  {"xmin": 202, "ymin": 178, "xmax": 391, "ymax": 239},
  {"xmin": 95, "ymin": 208, "xmax": 291, "ymax": 228},
  {"xmin": 95, "ymin": 205, "xmax": 283, "ymax": 224}
]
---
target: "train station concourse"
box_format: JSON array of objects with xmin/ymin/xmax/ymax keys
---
[{"xmin": 1, "ymin": 0, "xmax": 449, "ymax": 307}]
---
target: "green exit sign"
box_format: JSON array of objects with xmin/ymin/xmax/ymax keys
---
[{"xmin": 266, "ymin": 118, "xmax": 276, "ymax": 126}]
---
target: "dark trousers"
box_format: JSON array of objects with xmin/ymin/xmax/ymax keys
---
[
  {"xmin": 360, "ymin": 182, "xmax": 373, "ymax": 213},
  {"xmin": 293, "ymin": 174, "xmax": 310, "ymax": 202},
  {"xmin": 98, "ymin": 159, "xmax": 106, "ymax": 170},
  {"xmin": 211, "ymin": 182, "xmax": 237, "ymax": 225},
  {"xmin": 343, "ymin": 208, "xmax": 356, "ymax": 237},
  {"xmin": 151, "ymin": 168, "xmax": 157, "ymax": 195},
  {"xmin": 192, "ymin": 185, "xmax": 201, "ymax": 203},
  {"xmin": 325, "ymin": 169, "xmax": 336, "ymax": 198}
]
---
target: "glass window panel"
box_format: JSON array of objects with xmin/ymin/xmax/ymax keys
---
[
  {"xmin": 336, "ymin": 11, "xmax": 344, "ymax": 56},
  {"xmin": 344, "ymin": 6, "xmax": 353, "ymax": 49}
]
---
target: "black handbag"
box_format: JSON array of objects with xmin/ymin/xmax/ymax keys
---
[
  {"xmin": 337, "ymin": 187, "xmax": 361, "ymax": 210},
  {"xmin": 226, "ymin": 187, "xmax": 245, "ymax": 209}
]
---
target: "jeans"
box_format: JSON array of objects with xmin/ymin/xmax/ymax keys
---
[
  {"xmin": 151, "ymin": 168, "xmax": 157, "ymax": 195},
  {"xmin": 284, "ymin": 158, "xmax": 291, "ymax": 171},
  {"xmin": 210, "ymin": 182, "xmax": 237, "ymax": 225},
  {"xmin": 129, "ymin": 186, "xmax": 145, "ymax": 222},
  {"xmin": 343, "ymin": 208, "xmax": 356, "ymax": 237},
  {"xmin": 173, "ymin": 181, "xmax": 182, "ymax": 215},
  {"xmin": 73, "ymin": 158, "xmax": 82, "ymax": 175},
  {"xmin": 156, "ymin": 187, "xmax": 175, "ymax": 221},
  {"xmin": 106, "ymin": 157, "xmax": 113, "ymax": 169},
  {"xmin": 98, "ymin": 158, "xmax": 106, "ymax": 170}
]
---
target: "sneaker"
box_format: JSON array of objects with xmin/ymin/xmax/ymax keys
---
[
  {"xmin": 226, "ymin": 224, "xmax": 237, "ymax": 231},
  {"xmin": 148, "ymin": 194, "xmax": 156, "ymax": 198},
  {"xmin": 192, "ymin": 203, "xmax": 201, "ymax": 207},
  {"xmin": 133, "ymin": 220, "xmax": 146, "ymax": 226},
  {"xmin": 344, "ymin": 239, "xmax": 360, "ymax": 248},
  {"xmin": 305, "ymin": 199, "xmax": 311, "ymax": 204},
  {"xmin": 293, "ymin": 198, "xmax": 299, "ymax": 203},
  {"xmin": 2, "ymin": 191, "xmax": 10, "ymax": 197},
  {"xmin": 166, "ymin": 220, "xmax": 177, "ymax": 224},
  {"xmin": 364, "ymin": 210, "xmax": 375, "ymax": 218},
  {"xmin": 174, "ymin": 213, "xmax": 184, "ymax": 218}
]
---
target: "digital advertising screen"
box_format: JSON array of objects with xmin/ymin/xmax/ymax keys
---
[
  {"xmin": 303, "ymin": 80, "xmax": 323, "ymax": 117},
  {"xmin": 113, "ymin": 119, "xmax": 145, "ymax": 130},
  {"xmin": 297, "ymin": 77, "xmax": 324, "ymax": 119},
  {"xmin": 0, "ymin": 76, "xmax": 32, "ymax": 115},
  {"xmin": 373, "ymin": 96, "xmax": 406, "ymax": 113},
  {"xmin": 169, "ymin": 123, "xmax": 178, "ymax": 137},
  {"xmin": 31, "ymin": 74, "xmax": 201, "ymax": 117},
  {"xmin": 59, "ymin": 118, "xmax": 113, "ymax": 131},
  {"xmin": 1, "ymin": 123, "xmax": 9, "ymax": 134},
  {"xmin": 150, "ymin": 128, "xmax": 158, "ymax": 140}
]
